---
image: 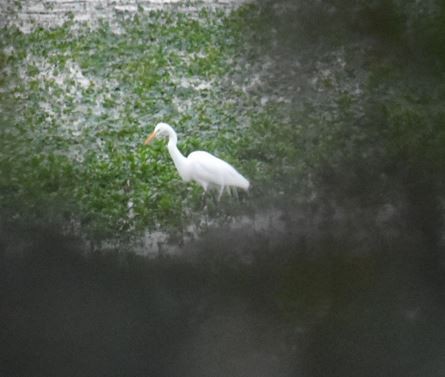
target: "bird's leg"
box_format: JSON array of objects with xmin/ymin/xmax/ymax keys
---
[
  {"xmin": 179, "ymin": 208, "xmax": 185, "ymax": 247},
  {"xmin": 201, "ymin": 189, "xmax": 208, "ymax": 210},
  {"xmin": 232, "ymin": 187, "xmax": 239, "ymax": 200},
  {"xmin": 199, "ymin": 188, "xmax": 209, "ymax": 231},
  {"xmin": 217, "ymin": 185, "xmax": 225, "ymax": 202}
]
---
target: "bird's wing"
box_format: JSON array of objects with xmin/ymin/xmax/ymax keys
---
[
  {"xmin": 187, "ymin": 151, "xmax": 249, "ymax": 189},
  {"xmin": 187, "ymin": 151, "xmax": 226, "ymax": 186}
]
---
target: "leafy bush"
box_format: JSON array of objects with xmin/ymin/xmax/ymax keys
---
[
  {"xmin": 1, "ymin": 1, "xmax": 444, "ymax": 248},
  {"xmin": 0, "ymin": 9, "xmax": 251, "ymax": 242}
]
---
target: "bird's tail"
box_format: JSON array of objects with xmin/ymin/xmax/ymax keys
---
[
  {"xmin": 237, "ymin": 174, "xmax": 250, "ymax": 191},
  {"xmin": 226, "ymin": 164, "xmax": 250, "ymax": 191}
]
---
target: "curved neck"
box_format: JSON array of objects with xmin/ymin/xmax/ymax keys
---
[{"xmin": 166, "ymin": 128, "xmax": 188, "ymax": 179}]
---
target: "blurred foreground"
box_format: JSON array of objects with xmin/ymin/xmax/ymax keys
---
[{"xmin": 1, "ymin": 203, "xmax": 444, "ymax": 377}]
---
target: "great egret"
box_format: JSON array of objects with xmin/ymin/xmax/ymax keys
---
[{"xmin": 144, "ymin": 123, "xmax": 249, "ymax": 199}]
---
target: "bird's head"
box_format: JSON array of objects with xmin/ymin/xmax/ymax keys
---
[{"xmin": 144, "ymin": 122, "xmax": 172, "ymax": 145}]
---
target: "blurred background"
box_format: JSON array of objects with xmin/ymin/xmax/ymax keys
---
[{"xmin": 1, "ymin": 1, "xmax": 445, "ymax": 376}]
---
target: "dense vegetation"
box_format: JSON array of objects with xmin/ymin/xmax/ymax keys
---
[
  {"xmin": 0, "ymin": 7, "xmax": 254, "ymax": 243},
  {"xmin": 240, "ymin": 0, "xmax": 445, "ymax": 249},
  {"xmin": 1, "ymin": 0, "xmax": 445, "ymax": 248}
]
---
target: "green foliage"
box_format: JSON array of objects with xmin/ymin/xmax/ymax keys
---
[
  {"xmin": 0, "ymin": 8, "xmax": 250, "ymax": 242},
  {"xmin": 1, "ymin": 1, "xmax": 444, "ymax": 244}
]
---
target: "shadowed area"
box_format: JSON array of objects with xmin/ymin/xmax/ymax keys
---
[{"xmin": 1, "ymin": 206, "xmax": 444, "ymax": 377}]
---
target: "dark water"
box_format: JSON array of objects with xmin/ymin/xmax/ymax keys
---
[{"xmin": 1, "ymin": 203, "xmax": 444, "ymax": 377}]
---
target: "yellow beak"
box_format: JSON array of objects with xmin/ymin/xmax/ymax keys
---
[{"xmin": 144, "ymin": 131, "xmax": 157, "ymax": 145}]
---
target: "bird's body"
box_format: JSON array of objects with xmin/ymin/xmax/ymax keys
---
[
  {"xmin": 145, "ymin": 123, "xmax": 249, "ymax": 199},
  {"xmin": 185, "ymin": 151, "xmax": 249, "ymax": 191}
]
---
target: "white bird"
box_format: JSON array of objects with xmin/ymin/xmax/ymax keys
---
[{"xmin": 144, "ymin": 123, "xmax": 249, "ymax": 199}]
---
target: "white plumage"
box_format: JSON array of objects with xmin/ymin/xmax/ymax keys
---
[{"xmin": 144, "ymin": 123, "xmax": 249, "ymax": 199}]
